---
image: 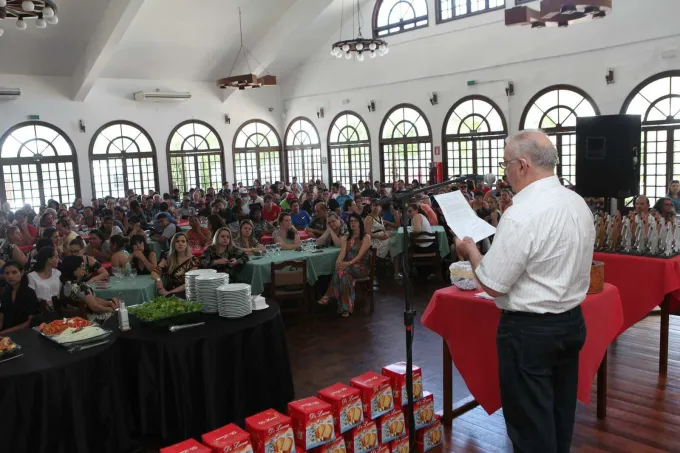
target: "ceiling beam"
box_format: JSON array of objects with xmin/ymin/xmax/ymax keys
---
[
  {"xmin": 71, "ymin": 0, "xmax": 145, "ymax": 101},
  {"xmin": 221, "ymin": 0, "xmax": 340, "ymax": 103}
]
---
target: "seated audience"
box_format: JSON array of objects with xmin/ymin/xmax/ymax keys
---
[
  {"xmin": 653, "ymin": 197, "xmax": 676, "ymax": 221},
  {"xmin": 335, "ymin": 186, "xmax": 352, "ymax": 208},
  {"xmin": 126, "ymin": 216, "xmax": 145, "ymax": 237},
  {"xmin": 101, "ymin": 216, "xmax": 122, "ymax": 241},
  {"xmin": 485, "ymin": 196, "xmax": 501, "ymax": 228},
  {"xmin": 262, "ymin": 194, "xmax": 281, "ymax": 222},
  {"xmin": 249, "ymin": 206, "xmax": 274, "ymax": 240},
  {"xmin": 500, "ymin": 189, "xmax": 513, "ymax": 213},
  {"xmin": 307, "ymin": 202, "xmax": 329, "ymax": 238},
  {"xmin": 42, "ymin": 227, "xmax": 62, "ymax": 258},
  {"xmin": 273, "ymin": 213, "xmax": 302, "ymax": 250},
  {"xmin": 186, "ymin": 215, "xmax": 211, "ymax": 246},
  {"xmin": 59, "ymin": 256, "xmax": 118, "ymax": 321},
  {"xmin": 153, "ymin": 232, "xmax": 198, "ymax": 297},
  {"xmin": 178, "ymin": 197, "xmax": 197, "ymax": 218},
  {"xmin": 56, "ymin": 219, "xmax": 78, "ymax": 256},
  {"xmin": 80, "ymin": 206, "xmax": 99, "ymax": 229},
  {"xmin": 14, "ymin": 210, "xmax": 38, "ymax": 246},
  {"xmin": 199, "ymin": 227, "xmax": 248, "ymax": 276},
  {"xmin": 207, "ymin": 214, "xmax": 227, "ymax": 239},
  {"xmin": 364, "ymin": 200, "xmax": 390, "ymax": 260},
  {"xmin": 318, "ymin": 213, "xmax": 371, "ymax": 317},
  {"xmin": 381, "ymin": 202, "xmax": 401, "ymax": 230},
  {"xmin": 342, "ymin": 199, "xmax": 359, "ymax": 223},
  {"xmin": 128, "ymin": 234, "xmax": 157, "ymax": 275},
  {"xmin": 0, "ymin": 261, "xmax": 39, "ymax": 334},
  {"xmin": 109, "ymin": 235, "xmax": 130, "ymax": 270},
  {"xmin": 0, "ymin": 226, "xmax": 28, "ymax": 267},
  {"xmin": 290, "ymin": 200, "xmax": 311, "ymax": 230},
  {"xmin": 151, "ymin": 213, "xmax": 179, "ymax": 245},
  {"xmin": 84, "ymin": 229, "xmax": 111, "ymax": 263}
]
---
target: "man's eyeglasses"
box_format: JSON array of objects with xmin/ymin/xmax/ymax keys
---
[{"xmin": 499, "ymin": 159, "xmax": 520, "ymax": 170}]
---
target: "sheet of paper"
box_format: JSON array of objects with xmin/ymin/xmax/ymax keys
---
[
  {"xmin": 434, "ymin": 191, "xmax": 496, "ymax": 243},
  {"xmin": 474, "ymin": 291, "xmax": 495, "ymax": 301}
]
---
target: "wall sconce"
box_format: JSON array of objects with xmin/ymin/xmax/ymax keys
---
[
  {"xmin": 605, "ymin": 69, "xmax": 615, "ymax": 85},
  {"xmin": 79, "ymin": 120, "xmax": 86, "ymax": 133},
  {"xmin": 317, "ymin": 108, "xmax": 325, "ymax": 119},
  {"xmin": 367, "ymin": 100, "xmax": 376, "ymax": 112},
  {"xmin": 505, "ymin": 82, "xmax": 515, "ymax": 97},
  {"xmin": 224, "ymin": 115, "xmax": 231, "ymax": 125},
  {"xmin": 429, "ymin": 92, "xmax": 438, "ymax": 106}
]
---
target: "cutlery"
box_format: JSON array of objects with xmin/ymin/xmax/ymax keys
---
[
  {"xmin": 169, "ymin": 322, "xmax": 205, "ymax": 332},
  {"xmin": 68, "ymin": 340, "xmax": 109, "ymax": 354}
]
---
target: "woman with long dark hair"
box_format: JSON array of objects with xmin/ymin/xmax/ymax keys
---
[
  {"xmin": 59, "ymin": 256, "xmax": 118, "ymax": 320},
  {"xmin": 84, "ymin": 229, "xmax": 111, "ymax": 263},
  {"xmin": 0, "ymin": 261, "xmax": 39, "ymax": 334},
  {"xmin": 128, "ymin": 234, "xmax": 157, "ymax": 275},
  {"xmin": 27, "ymin": 246, "xmax": 61, "ymax": 308},
  {"xmin": 0, "ymin": 226, "xmax": 28, "ymax": 267},
  {"xmin": 318, "ymin": 213, "xmax": 371, "ymax": 317},
  {"xmin": 233, "ymin": 220, "xmax": 264, "ymax": 255},
  {"xmin": 109, "ymin": 235, "xmax": 130, "ymax": 270},
  {"xmin": 68, "ymin": 237, "xmax": 109, "ymax": 283},
  {"xmin": 272, "ymin": 213, "xmax": 301, "ymax": 250}
]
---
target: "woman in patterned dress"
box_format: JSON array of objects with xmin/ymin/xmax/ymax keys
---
[
  {"xmin": 233, "ymin": 220, "xmax": 265, "ymax": 255},
  {"xmin": 364, "ymin": 200, "xmax": 390, "ymax": 259},
  {"xmin": 0, "ymin": 226, "xmax": 28, "ymax": 268},
  {"xmin": 318, "ymin": 213, "xmax": 371, "ymax": 317},
  {"xmin": 58, "ymin": 255, "xmax": 118, "ymax": 321},
  {"xmin": 68, "ymin": 237, "xmax": 109, "ymax": 283},
  {"xmin": 152, "ymin": 232, "xmax": 198, "ymax": 297}
]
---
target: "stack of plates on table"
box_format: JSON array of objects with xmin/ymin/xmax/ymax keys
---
[
  {"xmin": 216, "ymin": 283, "xmax": 252, "ymax": 318},
  {"xmin": 251, "ymin": 295, "xmax": 268, "ymax": 311},
  {"xmin": 196, "ymin": 273, "xmax": 229, "ymax": 313},
  {"xmin": 185, "ymin": 269, "xmax": 217, "ymax": 302}
]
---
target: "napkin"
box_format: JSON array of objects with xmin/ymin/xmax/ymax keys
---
[{"xmin": 474, "ymin": 292, "xmax": 495, "ymax": 301}]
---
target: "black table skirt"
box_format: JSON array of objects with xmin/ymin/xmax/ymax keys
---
[
  {"xmin": 111, "ymin": 302, "xmax": 295, "ymax": 443},
  {"xmin": 0, "ymin": 328, "xmax": 133, "ymax": 453}
]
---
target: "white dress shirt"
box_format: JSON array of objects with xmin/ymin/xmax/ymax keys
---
[
  {"xmin": 475, "ymin": 176, "xmax": 595, "ymax": 314},
  {"xmin": 28, "ymin": 269, "xmax": 62, "ymax": 302}
]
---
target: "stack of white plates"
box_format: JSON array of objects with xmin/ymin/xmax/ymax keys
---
[
  {"xmin": 185, "ymin": 269, "xmax": 217, "ymax": 302},
  {"xmin": 196, "ymin": 273, "xmax": 229, "ymax": 313},
  {"xmin": 216, "ymin": 283, "xmax": 252, "ymax": 318}
]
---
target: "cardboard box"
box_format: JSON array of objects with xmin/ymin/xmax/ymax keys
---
[
  {"xmin": 382, "ymin": 363, "xmax": 423, "ymax": 407},
  {"xmin": 377, "ymin": 409, "xmax": 406, "ymax": 444},
  {"xmin": 415, "ymin": 415, "xmax": 442, "ymax": 453},
  {"xmin": 374, "ymin": 444, "xmax": 390, "ymax": 453},
  {"xmin": 288, "ymin": 397, "xmax": 336, "ymax": 449},
  {"xmin": 344, "ymin": 420, "xmax": 378, "ymax": 453},
  {"xmin": 245, "ymin": 409, "xmax": 297, "ymax": 453},
  {"xmin": 389, "ymin": 435, "xmax": 409, "ymax": 453},
  {"xmin": 350, "ymin": 372, "xmax": 394, "ymax": 420},
  {"xmin": 409, "ymin": 392, "xmax": 434, "ymax": 431},
  {"xmin": 317, "ymin": 436, "xmax": 347, "ymax": 453},
  {"xmin": 202, "ymin": 424, "xmax": 254, "ymax": 453},
  {"xmin": 161, "ymin": 438, "xmax": 211, "ymax": 453},
  {"xmin": 318, "ymin": 383, "xmax": 364, "ymax": 435}
]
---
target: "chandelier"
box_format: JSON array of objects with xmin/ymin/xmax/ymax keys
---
[
  {"xmin": 216, "ymin": 8, "xmax": 276, "ymax": 90},
  {"xmin": 0, "ymin": 0, "xmax": 59, "ymax": 36},
  {"xmin": 331, "ymin": 0, "xmax": 388, "ymax": 62},
  {"xmin": 506, "ymin": 0, "xmax": 611, "ymax": 28}
]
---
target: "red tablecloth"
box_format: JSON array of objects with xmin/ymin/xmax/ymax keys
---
[
  {"xmin": 261, "ymin": 230, "xmax": 310, "ymax": 244},
  {"xmin": 177, "ymin": 219, "xmax": 190, "ymax": 228},
  {"xmin": 593, "ymin": 253, "xmax": 680, "ymax": 332},
  {"xmin": 18, "ymin": 244, "xmax": 33, "ymax": 254},
  {"xmin": 421, "ymin": 283, "xmax": 623, "ymax": 414}
]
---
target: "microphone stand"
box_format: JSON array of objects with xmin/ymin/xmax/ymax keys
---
[{"xmin": 390, "ymin": 178, "xmax": 455, "ymax": 452}]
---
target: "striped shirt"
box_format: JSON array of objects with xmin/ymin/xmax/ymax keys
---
[{"xmin": 475, "ymin": 176, "xmax": 595, "ymax": 314}]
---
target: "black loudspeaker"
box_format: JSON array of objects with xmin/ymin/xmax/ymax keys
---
[{"xmin": 575, "ymin": 114, "xmax": 641, "ymax": 198}]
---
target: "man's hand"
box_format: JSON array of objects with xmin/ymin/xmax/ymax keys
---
[{"xmin": 454, "ymin": 237, "xmax": 477, "ymax": 260}]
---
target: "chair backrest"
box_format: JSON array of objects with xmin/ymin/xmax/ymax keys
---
[
  {"xmin": 410, "ymin": 231, "xmax": 438, "ymax": 253},
  {"xmin": 270, "ymin": 259, "xmax": 307, "ymax": 288},
  {"xmin": 367, "ymin": 247, "xmax": 376, "ymax": 280}
]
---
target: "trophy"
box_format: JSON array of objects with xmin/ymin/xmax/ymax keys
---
[
  {"xmin": 659, "ymin": 221, "xmax": 668, "ymax": 255},
  {"xmin": 622, "ymin": 217, "xmax": 633, "ymax": 253},
  {"xmin": 675, "ymin": 222, "xmax": 680, "ymax": 254},
  {"xmin": 596, "ymin": 215, "xmax": 607, "ymax": 251},
  {"xmin": 608, "ymin": 215, "xmax": 621, "ymax": 251},
  {"xmin": 647, "ymin": 215, "xmax": 659, "ymax": 256},
  {"xmin": 664, "ymin": 222, "xmax": 674, "ymax": 257}
]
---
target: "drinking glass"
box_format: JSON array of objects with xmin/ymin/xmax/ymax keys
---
[
  {"xmin": 129, "ymin": 267, "xmax": 137, "ymax": 282},
  {"xmin": 112, "ymin": 266, "xmax": 122, "ymax": 283},
  {"xmin": 265, "ymin": 244, "xmax": 272, "ymax": 256},
  {"xmin": 275, "ymin": 243, "xmax": 282, "ymax": 256}
]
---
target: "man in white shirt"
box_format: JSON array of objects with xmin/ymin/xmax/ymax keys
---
[{"xmin": 456, "ymin": 130, "xmax": 594, "ymax": 453}]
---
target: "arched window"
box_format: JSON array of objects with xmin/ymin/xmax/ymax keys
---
[
  {"xmin": 443, "ymin": 96, "xmax": 507, "ymax": 178},
  {"xmin": 380, "ymin": 104, "xmax": 432, "ymax": 184},
  {"xmin": 0, "ymin": 122, "xmax": 80, "ymax": 209},
  {"xmin": 328, "ymin": 111, "xmax": 372, "ymax": 188},
  {"xmin": 90, "ymin": 121, "xmax": 158, "ymax": 199},
  {"xmin": 284, "ymin": 118, "xmax": 322, "ymax": 184},
  {"xmin": 438, "ymin": 0, "xmax": 504, "ymax": 22},
  {"xmin": 167, "ymin": 120, "xmax": 225, "ymax": 194},
  {"xmin": 622, "ymin": 71, "xmax": 680, "ymax": 201},
  {"xmin": 373, "ymin": 0, "xmax": 428, "ymax": 38},
  {"xmin": 520, "ymin": 85, "xmax": 599, "ymax": 184},
  {"xmin": 233, "ymin": 120, "xmax": 282, "ymax": 186}
]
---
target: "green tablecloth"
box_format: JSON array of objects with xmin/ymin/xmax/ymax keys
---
[
  {"xmin": 240, "ymin": 248, "xmax": 341, "ymax": 295},
  {"xmin": 148, "ymin": 240, "xmax": 166, "ymax": 258},
  {"xmin": 389, "ymin": 225, "xmax": 450, "ymax": 258},
  {"xmin": 93, "ymin": 275, "xmax": 157, "ymax": 306}
]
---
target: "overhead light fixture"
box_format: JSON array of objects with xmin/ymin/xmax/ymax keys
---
[
  {"xmin": 505, "ymin": 0, "xmax": 611, "ymax": 28},
  {"xmin": 216, "ymin": 8, "xmax": 277, "ymax": 90},
  {"xmin": 0, "ymin": 0, "xmax": 59, "ymax": 36},
  {"xmin": 331, "ymin": 0, "xmax": 388, "ymax": 62}
]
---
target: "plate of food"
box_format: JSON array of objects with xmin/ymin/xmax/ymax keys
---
[
  {"xmin": 128, "ymin": 296, "xmax": 203, "ymax": 326},
  {"xmin": 34, "ymin": 317, "xmax": 113, "ymax": 347},
  {"xmin": 0, "ymin": 336, "xmax": 22, "ymax": 360}
]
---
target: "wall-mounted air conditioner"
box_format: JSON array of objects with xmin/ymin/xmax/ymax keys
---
[
  {"xmin": 0, "ymin": 88, "xmax": 22, "ymax": 100},
  {"xmin": 133, "ymin": 90, "xmax": 191, "ymax": 102}
]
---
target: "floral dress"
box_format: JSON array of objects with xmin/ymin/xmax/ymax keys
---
[
  {"xmin": 331, "ymin": 236, "xmax": 370, "ymax": 314},
  {"xmin": 159, "ymin": 253, "xmax": 199, "ymax": 291},
  {"xmin": 61, "ymin": 279, "xmax": 111, "ymax": 322},
  {"xmin": 252, "ymin": 220, "xmax": 270, "ymax": 240},
  {"xmin": 198, "ymin": 245, "xmax": 248, "ymax": 278},
  {"xmin": 0, "ymin": 240, "xmax": 14, "ymax": 263},
  {"xmin": 233, "ymin": 235, "xmax": 261, "ymax": 250},
  {"xmin": 368, "ymin": 215, "xmax": 389, "ymax": 259},
  {"xmin": 82, "ymin": 255, "xmax": 102, "ymax": 282}
]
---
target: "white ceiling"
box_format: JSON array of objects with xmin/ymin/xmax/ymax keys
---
[{"xmin": 0, "ymin": 0, "xmax": 351, "ymax": 84}]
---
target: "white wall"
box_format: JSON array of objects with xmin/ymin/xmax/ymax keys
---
[
  {"xmin": 281, "ymin": 0, "xmax": 680, "ymax": 181},
  {"xmin": 0, "ymin": 75, "xmax": 283, "ymax": 202}
]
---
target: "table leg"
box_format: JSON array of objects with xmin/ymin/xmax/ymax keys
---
[
  {"xmin": 442, "ymin": 339, "xmax": 453, "ymax": 424},
  {"xmin": 596, "ymin": 350, "xmax": 608, "ymax": 420},
  {"xmin": 660, "ymin": 295, "xmax": 670, "ymax": 376}
]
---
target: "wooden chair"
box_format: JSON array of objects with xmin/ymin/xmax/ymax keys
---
[
  {"xmin": 409, "ymin": 231, "xmax": 442, "ymax": 280},
  {"xmin": 270, "ymin": 259, "xmax": 309, "ymax": 317},
  {"xmin": 354, "ymin": 248, "xmax": 377, "ymax": 314}
]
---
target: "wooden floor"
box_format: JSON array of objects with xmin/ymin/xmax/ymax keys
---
[{"xmin": 284, "ymin": 276, "xmax": 680, "ymax": 453}]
